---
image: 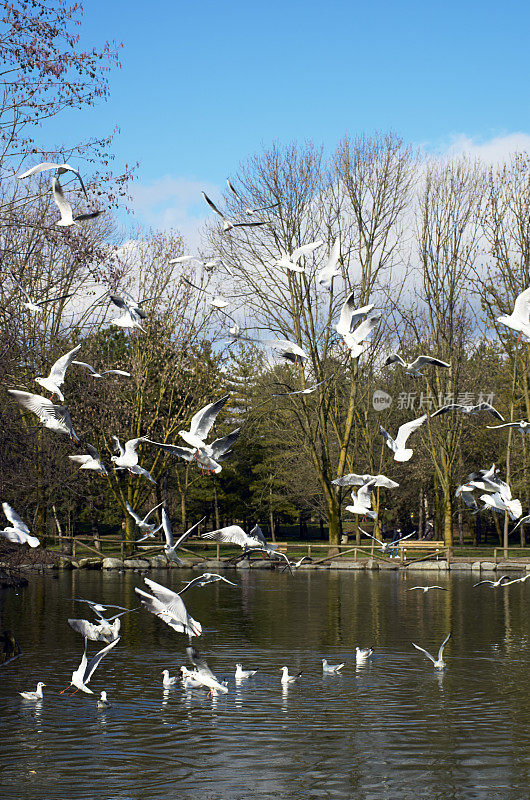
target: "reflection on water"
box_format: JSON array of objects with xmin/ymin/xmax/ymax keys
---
[{"xmin": 1, "ymin": 569, "xmax": 530, "ymax": 799}]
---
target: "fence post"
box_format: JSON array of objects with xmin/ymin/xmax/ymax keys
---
[
  {"xmin": 216, "ymin": 543, "xmax": 220, "ymax": 561},
  {"xmin": 72, "ymin": 538, "xmax": 76, "ymax": 558},
  {"xmin": 308, "ymin": 544, "xmax": 311, "ymax": 559}
]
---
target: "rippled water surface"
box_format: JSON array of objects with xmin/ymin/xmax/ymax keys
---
[{"xmin": 1, "ymin": 568, "xmax": 530, "ymax": 800}]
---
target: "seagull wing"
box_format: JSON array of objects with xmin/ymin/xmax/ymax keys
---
[
  {"xmin": 109, "ymin": 294, "xmax": 129, "ymax": 311},
  {"xmin": 209, "ymin": 428, "xmax": 241, "ymax": 459},
  {"xmin": 48, "ymin": 344, "xmax": 82, "ymax": 385},
  {"xmin": 202, "ymin": 191, "xmax": 225, "ymax": 219},
  {"xmin": 336, "ymin": 292, "xmax": 357, "ymax": 336},
  {"xmin": 189, "ymin": 394, "xmax": 230, "ymax": 440},
  {"xmin": 357, "ymin": 480, "xmax": 376, "ymax": 507},
  {"xmin": 72, "ymin": 360, "xmax": 97, "ymax": 374},
  {"xmin": 143, "ymin": 502, "xmax": 164, "ymax": 522},
  {"xmin": 412, "ymin": 642, "xmax": 436, "ymax": 664},
  {"xmin": 125, "ymin": 502, "xmax": 143, "ymax": 526},
  {"xmin": 395, "ymin": 415, "xmax": 427, "ymax": 450},
  {"xmin": 111, "ymin": 435, "xmax": 125, "ymax": 456},
  {"xmin": 83, "ymin": 637, "xmax": 120, "ymax": 684},
  {"xmin": 8, "ymin": 390, "xmax": 76, "ymax": 436},
  {"xmin": 161, "ymin": 508, "xmax": 174, "ymax": 548},
  {"xmin": 201, "ymin": 525, "xmax": 250, "ymax": 547},
  {"xmin": 173, "ymin": 515, "xmax": 207, "ymax": 549},
  {"xmin": 512, "ymin": 286, "xmax": 530, "ymax": 321},
  {"xmin": 68, "ymin": 619, "xmax": 103, "ymax": 640},
  {"xmin": 437, "ymin": 632, "xmax": 451, "ymax": 662},
  {"xmin": 475, "ymin": 403, "xmax": 505, "ymax": 421},
  {"xmin": 19, "ymin": 161, "xmax": 62, "ymax": 178},
  {"xmin": 2, "ymin": 502, "xmax": 30, "ymax": 533},
  {"xmin": 290, "ymin": 239, "xmax": 324, "ymax": 263},
  {"xmin": 124, "ymin": 437, "xmax": 146, "ymax": 459},
  {"xmin": 410, "ymin": 356, "xmax": 450, "ymax": 370},
  {"xmin": 52, "ymin": 177, "xmax": 73, "ymax": 222},
  {"xmin": 332, "ymin": 473, "xmax": 364, "ymax": 486},
  {"xmin": 226, "ymin": 179, "xmax": 242, "ymax": 200},
  {"xmin": 384, "ymin": 353, "xmax": 406, "ymax": 367},
  {"xmin": 350, "ymin": 314, "xmax": 380, "ymax": 344}
]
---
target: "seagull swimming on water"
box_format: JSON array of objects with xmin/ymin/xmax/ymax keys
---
[
  {"xmin": 162, "ymin": 669, "xmax": 178, "ymax": 688},
  {"xmin": 19, "ymin": 682, "xmax": 45, "ymax": 700},
  {"xmin": 280, "ymin": 666, "xmax": 302, "ymax": 684},
  {"xmin": 412, "ymin": 633, "xmax": 451, "ymax": 670},
  {"xmin": 186, "ymin": 646, "xmax": 229, "ymax": 694},
  {"xmin": 355, "ymin": 647, "xmax": 373, "ymax": 663},
  {"xmin": 235, "ymin": 663, "xmax": 257, "ymax": 679},
  {"xmin": 322, "ymin": 659, "xmax": 345, "ymax": 673}
]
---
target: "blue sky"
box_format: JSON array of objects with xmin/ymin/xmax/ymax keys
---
[{"xmin": 40, "ymin": 0, "xmax": 530, "ymax": 244}]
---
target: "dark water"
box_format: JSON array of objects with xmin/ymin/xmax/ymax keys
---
[{"xmin": 1, "ymin": 568, "xmax": 529, "ymax": 800}]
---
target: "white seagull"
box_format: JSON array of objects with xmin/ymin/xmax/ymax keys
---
[
  {"xmin": 412, "ymin": 633, "xmax": 451, "ymax": 670},
  {"xmin": 380, "ymin": 415, "xmax": 427, "ymax": 462},
  {"xmin": 68, "ymin": 617, "xmax": 121, "ymax": 644},
  {"xmin": 322, "ymin": 659, "xmax": 345, "ymax": 673},
  {"xmin": 235, "ymin": 663, "xmax": 257, "ymax": 679},
  {"xmin": 407, "ymin": 586, "xmax": 448, "ymax": 593},
  {"xmin": 69, "ymin": 444, "xmax": 108, "ymax": 476},
  {"xmin": 8, "ymin": 390, "xmax": 79, "ymax": 442},
  {"xmin": 345, "ymin": 480, "xmax": 377, "ymax": 519},
  {"xmin": 473, "ymin": 575, "xmax": 510, "ymax": 588},
  {"xmin": 10, "ymin": 271, "xmax": 73, "ymax": 313},
  {"xmin": 384, "ymin": 354, "xmax": 450, "ymax": 376},
  {"xmin": 157, "ymin": 510, "xmax": 206, "ymax": 564},
  {"xmin": 52, "ymin": 177, "xmax": 102, "ymax": 227},
  {"xmin": 480, "ymin": 492, "xmax": 522, "ymax": 521},
  {"xmin": 178, "ymin": 395, "xmax": 231, "ymax": 454},
  {"xmin": 201, "ymin": 523, "xmax": 293, "ymax": 572},
  {"xmin": 343, "ymin": 313, "xmax": 381, "ymax": 358},
  {"xmin": 146, "ymin": 429, "xmax": 240, "ymax": 475},
  {"xmin": 355, "ymin": 647, "xmax": 374, "ymax": 663},
  {"xmin": 62, "ymin": 637, "xmax": 120, "ymax": 694},
  {"xmin": 486, "ymin": 419, "xmax": 530, "ymax": 431},
  {"xmin": 226, "ymin": 179, "xmax": 280, "ymax": 215},
  {"xmin": 19, "ymin": 161, "xmax": 88, "ymax": 198},
  {"xmin": 97, "ymin": 690, "xmax": 111, "ymax": 709},
  {"xmin": 318, "ymin": 238, "xmax": 341, "ymax": 289},
  {"xmin": 179, "ymin": 572, "xmax": 238, "ymax": 594},
  {"xmin": 335, "ymin": 294, "xmax": 374, "ymax": 337},
  {"xmin": 359, "ymin": 528, "xmax": 416, "ymax": 553},
  {"xmin": 273, "ymin": 239, "xmax": 323, "ymax": 272},
  {"xmin": 19, "ymin": 682, "xmax": 46, "ymax": 700},
  {"xmin": 111, "ymin": 436, "xmax": 148, "ymax": 469},
  {"xmin": 202, "ymin": 191, "xmax": 268, "ymax": 232},
  {"xmin": 432, "ymin": 401, "xmax": 504, "ymax": 421},
  {"xmin": 125, "ymin": 501, "xmax": 164, "ymax": 539},
  {"xmin": 264, "ymin": 339, "xmax": 309, "ymax": 364},
  {"xmin": 135, "ymin": 577, "xmax": 202, "ymax": 637},
  {"xmin": 497, "ymin": 286, "xmax": 530, "ymax": 340},
  {"xmin": 186, "ymin": 646, "xmax": 228, "ymax": 694},
  {"xmin": 332, "ymin": 473, "xmax": 399, "ymax": 489},
  {"xmin": 35, "ymin": 344, "xmax": 82, "ymax": 400},
  {"xmin": 272, "ymin": 377, "xmax": 333, "ymax": 397},
  {"xmin": 72, "ymin": 360, "xmax": 131, "ymax": 379},
  {"xmin": 162, "ymin": 669, "xmax": 178, "ymax": 688},
  {"xmin": 0, "ymin": 502, "xmax": 40, "ymax": 547},
  {"xmin": 502, "ymin": 573, "xmax": 530, "ymax": 586},
  {"xmin": 280, "ymin": 666, "xmax": 302, "ymax": 684}
]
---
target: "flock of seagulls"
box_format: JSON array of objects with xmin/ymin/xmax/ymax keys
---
[{"xmin": 6, "ymin": 164, "xmax": 530, "ymax": 707}]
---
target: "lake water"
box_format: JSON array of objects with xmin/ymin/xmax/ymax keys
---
[{"xmin": 1, "ymin": 568, "xmax": 529, "ymax": 800}]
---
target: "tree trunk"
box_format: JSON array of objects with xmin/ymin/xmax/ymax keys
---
[
  {"xmin": 418, "ymin": 489, "xmax": 424, "ymax": 539},
  {"xmin": 443, "ymin": 492, "xmax": 453, "ymax": 547},
  {"xmin": 269, "ymin": 484, "xmax": 276, "ymax": 542},
  {"xmin": 326, "ymin": 493, "xmax": 342, "ymax": 552},
  {"xmin": 458, "ymin": 510, "xmax": 464, "ymax": 547},
  {"xmin": 213, "ymin": 480, "xmax": 220, "ymax": 529}
]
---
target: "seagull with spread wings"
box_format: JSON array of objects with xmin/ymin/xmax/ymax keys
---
[
  {"xmin": 380, "ymin": 415, "xmax": 427, "ymax": 462},
  {"xmin": 178, "ymin": 572, "xmax": 238, "ymax": 595},
  {"xmin": 186, "ymin": 646, "xmax": 228, "ymax": 694},
  {"xmin": 1, "ymin": 502, "xmax": 40, "ymax": 548},
  {"xmin": 159, "ymin": 509, "xmax": 206, "ymax": 564},
  {"xmin": 318, "ymin": 238, "xmax": 341, "ymax": 289},
  {"xmin": 10, "ymin": 271, "xmax": 73, "ymax": 314},
  {"xmin": 146, "ymin": 429, "xmax": 240, "ymax": 475},
  {"xmin": 72, "ymin": 360, "xmax": 131, "ymax": 379},
  {"xmin": 61, "ymin": 637, "xmax": 120, "ymax": 695},
  {"xmin": 202, "ymin": 191, "xmax": 268, "ymax": 232},
  {"xmin": 384, "ymin": 353, "xmax": 450, "ymax": 376},
  {"xmin": 178, "ymin": 394, "xmax": 232, "ymax": 457},
  {"xmin": 125, "ymin": 501, "xmax": 164, "ymax": 540},
  {"xmin": 332, "ymin": 472, "xmax": 399, "ymax": 489},
  {"xmin": 359, "ymin": 527, "xmax": 416, "ymax": 554},
  {"xmin": 497, "ymin": 286, "xmax": 530, "ymax": 340},
  {"xmin": 135, "ymin": 577, "xmax": 202, "ymax": 637},
  {"xmin": 264, "ymin": 339, "xmax": 309, "ymax": 364},
  {"xmin": 8, "ymin": 389, "xmax": 80, "ymax": 442},
  {"xmin": 19, "ymin": 161, "xmax": 88, "ymax": 198},
  {"xmin": 345, "ymin": 479, "xmax": 377, "ymax": 519},
  {"xmin": 35, "ymin": 344, "xmax": 82, "ymax": 401},
  {"xmin": 226, "ymin": 178, "xmax": 279, "ymax": 215},
  {"xmin": 201, "ymin": 523, "xmax": 293, "ymax": 572},
  {"xmin": 52, "ymin": 177, "xmax": 103, "ymax": 227},
  {"xmin": 69, "ymin": 444, "xmax": 108, "ymax": 475},
  {"xmin": 273, "ymin": 239, "xmax": 323, "ymax": 273},
  {"xmin": 432, "ymin": 402, "xmax": 504, "ymax": 421},
  {"xmin": 412, "ymin": 633, "xmax": 451, "ymax": 670}
]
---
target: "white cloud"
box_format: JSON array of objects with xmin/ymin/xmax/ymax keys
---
[
  {"xmin": 128, "ymin": 175, "xmax": 221, "ymax": 251},
  {"xmin": 436, "ymin": 132, "xmax": 530, "ymax": 163}
]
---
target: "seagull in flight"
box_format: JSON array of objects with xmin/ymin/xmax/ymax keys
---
[
  {"xmin": 473, "ymin": 575, "xmax": 510, "ymax": 588},
  {"xmin": 8, "ymin": 390, "xmax": 79, "ymax": 442},
  {"xmin": 201, "ymin": 523, "xmax": 293, "ymax": 572},
  {"xmin": 335, "ymin": 294, "xmax": 374, "ymax": 337},
  {"xmin": 108, "ymin": 294, "xmax": 146, "ymax": 332},
  {"xmin": 178, "ymin": 572, "xmax": 238, "ymax": 594},
  {"xmin": 407, "ymin": 586, "xmax": 448, "ymax": 593},
  {"xmin": 135, "ymin": 577, "xmax": 202, "ymax": 637},
  {"xmin": 178, "ymin": 394, "xmax": 231, "ymax": 454},
  {"xmin": 502, "ymin": 573, "xmax": 530, "ymax": 586},
  {"xmin": 159, "ymin": 510, "xmax": 206, "ymax": 564},
  {"xmin": 35, "ymin": 343, "xmax": 82, "ymax": 400},
  {"xmin": 272, "ymin": 376, "xmax": 333, "ymax": 397},
  {"xmin": 202, "ymin": 191, "xmax": 268, "ymax": 232},
  {"xmin": 10, "ymin": 271, "xmax": 73, "ymax": 313},
  {"xmin": 69, "ymin": 444, "xmax": 108, "ymax": 475},
  {"xmin": 0, "ymin": 502, "xmax": 40, "ymax": 547},
  {"xmin": 480, "ymin": 492, "xmax": 522, "ymax": 521},
  {"xmin": 486, "ymin": 420, "xmax": 530, "ymax": 431},
  {"xmin": 186, "ymin": 646, "xmax": 229, "ymax": 694},
  {"xmin": 61, "ymin": 637, "xmax": 120, "ymax": 695},
  {"xmin": 68, "ymin": 616, "xmax": 122, "ymax": 643},
  {"xmin": 226, "ymin": 179, "xmax": 279, "ymax": 215},
  {"xmin": 359, "ymin": 528, "xmax": 416, "ymax": 553},
  {"xmin": 72, "ymin": 360, "xmax": 131, "ymax": 379},
  {"xmin": 332, "ymin": 472, "xmax": 399, "ymax": 489},
  {"xmin": 264, "ymin": 339, "xmax": 309, "ymax": 364},
  {"xmin": 318, "ymin": 238, "xmax": 341, "ymax": 289},
  {"xmin": 384, "ymin": 354, "xmax": 450, "ymax": 376},
  {"xmin": 380, "ymin": 415, "xmax": 427, "ymax": 462},
  {"xmin": 497, "ymin": 286, "xmax": 530, "ymax": 340},
  {"xmin": 125, "ymin": 501, "xmax": 164, "ymax": 539},
  {"xmin": 111, "ymin": 436, "xmax": 147, "ymax": 469},
  {"xmin": 19, "ymin": 161, "xmax": 88, "ymax": 198},
  {"xmin": 412, "ymin": 633, "xmax": 451, "ymax": 669},
  {"xmin": 273, "ymin": 239, "xmax": 323, "ymax": 272},
  {"xmin": 432, "ymin": 402, "xmax": 504, "ymax": 421},
  {"xmin": 345, "ymin": 480, "xmax": 377, "ymax": 519},
  {"xmin": 52, "ymin": 177, "xmax": 103, "ymax": 227}
]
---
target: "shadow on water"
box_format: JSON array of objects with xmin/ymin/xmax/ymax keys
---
[{"xmin": 1, "ymin": 568, "xmax": 529, "ymax": 800}]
